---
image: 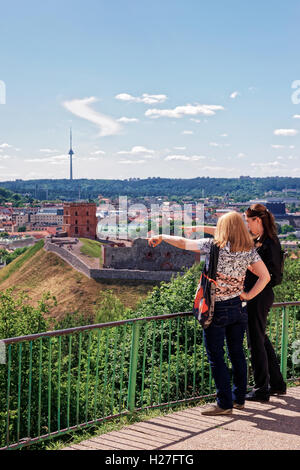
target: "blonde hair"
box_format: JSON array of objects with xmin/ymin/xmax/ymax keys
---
[{"xmin": 214, "ymin": 211, "xmax": 254, "ymax": 252}]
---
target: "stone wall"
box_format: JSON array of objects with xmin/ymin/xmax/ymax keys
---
[
  {"xmin": 0, "ymin": 236, "xmax": 36, "ymax": 250},
  {"xmin": 90, "ymin": 268, "xmax": 182, "ymax": 282},
  {"xmin": 44, "ymin": 241, "xmax": 91, "ymax": 277},
  {"xmin": 103, "ymin": 238, "xmax": 199, "ymax": 271},
  {"xmin": 44, "ymin": 240, "xmax": 186, "ymax": 282}
]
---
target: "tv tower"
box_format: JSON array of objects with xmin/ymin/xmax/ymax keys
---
[{"xmin": 69, "ymin": 128, "xmax": 74, "ymax": 180}]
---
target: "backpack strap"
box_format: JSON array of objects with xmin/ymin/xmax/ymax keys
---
[{"xmin": 207, "ymin": 242, "xmax": 219, "ymax": 281}]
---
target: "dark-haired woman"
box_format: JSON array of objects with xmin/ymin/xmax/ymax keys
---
[{"xmin": 244, "ymin": 204, "xmax": 286, "ymax": 402}]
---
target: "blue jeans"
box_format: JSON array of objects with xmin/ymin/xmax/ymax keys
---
[{"xmin": 203, "ymin": 296, "xmax": 248, "ymax": 409}]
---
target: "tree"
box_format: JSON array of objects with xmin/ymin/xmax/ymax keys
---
[
  {"xmin": 94, "ymin": 290, "xmax": 130, "ymax": 324},
  {"xmin": 281, "ymin": 224, "xmax": 295, "ymax": 234}
]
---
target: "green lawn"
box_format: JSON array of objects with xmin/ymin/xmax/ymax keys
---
[{"xmin": 79, "ymin": 238, "xmax": 103, "ymax": 263}]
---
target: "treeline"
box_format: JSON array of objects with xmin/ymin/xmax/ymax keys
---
[
  {"xmin": 0, "ymin": 176, "xmax": 300, "ymax": 202},
  {"xmin": 0, "ymin": 187, "xmax": 35, "ymax": 206}
]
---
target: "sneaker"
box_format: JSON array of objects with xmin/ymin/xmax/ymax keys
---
[
  {"xmin": 201, "ymin": 405, "xmax": 232, "ymax": 416},
  {"xmin": 233, "ymin": 402, "xmax": 245, "ymax": 409},
  {"xmin": 245, "ymin": 390, "xmax": 270, "ymax": 403}
]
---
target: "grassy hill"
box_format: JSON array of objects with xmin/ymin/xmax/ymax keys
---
[{"xmin": 0, "ymin": 241, "xmax": 156, "ymax": 323}]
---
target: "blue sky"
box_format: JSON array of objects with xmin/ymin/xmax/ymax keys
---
[{"xmin": 0, "ymin": 0, "xmax": 300, "ymax": 181}]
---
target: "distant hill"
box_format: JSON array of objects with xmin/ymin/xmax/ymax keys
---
[
  {"xmin": 0, "ymin": 241, "xmax": 155, "ymax": 322},
  {"xmin": 0, "ymin": 176, "xmax": 299, "ymax": 202},
  {"xmin": 0, "ymin": 186, "xmax": 35, "ymax": 205}
]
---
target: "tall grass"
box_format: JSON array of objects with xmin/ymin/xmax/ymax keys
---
[{"xmin": 0, "ymin": 240, "xmax": 44, "ymax": 283}]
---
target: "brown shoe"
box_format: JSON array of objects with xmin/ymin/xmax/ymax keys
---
[
  {"xmin": 201, "ymin": 405, "xmax": 232, "ymax": 416},
  {"xmin": 233, "ymin": 402, "xmax": 245, "ymax": 410}
]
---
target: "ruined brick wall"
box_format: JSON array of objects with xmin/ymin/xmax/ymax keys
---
[
  {"xmin": 44, "ymin": 240, "xmax": 186, "ymax": 281},
  {"xmin": 103, "ymin": 238, "xmax": 200, "ymax": 271}
]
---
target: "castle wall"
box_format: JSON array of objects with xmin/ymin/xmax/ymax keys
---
[
  {"xmin": 44, "ymin": 240, "xmax": 187, "ymax": 282},
  {"xmin": 103, "ymin": 238, "xmax": 200, "ymax": 271}
]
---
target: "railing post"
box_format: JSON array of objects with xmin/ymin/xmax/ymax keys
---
[
  {"xmin": 127, "ymin": 321, "xmax": 141, "ymax": 412},
  {"xmin": 280, "ymin": 307, "xmax": 289, "ymax": 381}
]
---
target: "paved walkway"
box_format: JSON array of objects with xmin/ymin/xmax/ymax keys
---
[{"xmin": 63, "ymin": 386, "xmax": 300, "ymax": 451}]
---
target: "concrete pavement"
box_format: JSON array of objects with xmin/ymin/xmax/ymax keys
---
[{"xmin": 63, "ymin": 385, "xmax": 300, "ymax": 451}]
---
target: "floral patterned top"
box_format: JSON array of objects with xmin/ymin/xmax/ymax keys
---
[{"xmin": 197, "ymin": 238, "xmax": 261, "ymax": 301}]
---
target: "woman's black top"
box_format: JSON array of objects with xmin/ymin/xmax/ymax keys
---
[{"xmin": 244, "ymin": 235, "xmax": 282, "ymax": 292}]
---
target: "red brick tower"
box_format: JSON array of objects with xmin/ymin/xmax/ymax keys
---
[{"xmin": 63, "ymin": 202, "xmax": 97, "ymax": 239}]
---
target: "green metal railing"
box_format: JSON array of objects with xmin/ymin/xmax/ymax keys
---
[{"xmin": 0, "ymin": 302, "xmax": 299, "ymax": 450}]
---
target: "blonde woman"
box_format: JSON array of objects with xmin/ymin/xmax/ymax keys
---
[{"xmin": 148, "ymin": 212, "xmax": 271, "ymax": 416}]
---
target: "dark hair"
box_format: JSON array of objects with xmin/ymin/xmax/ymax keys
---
[{"xmin": 245, "ymin": 203, "xmax": 278, "ymax": 241}]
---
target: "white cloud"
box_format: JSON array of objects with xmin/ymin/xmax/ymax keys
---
[
  {"xmin": 40, "ymin": 148, "xmax": 59, "ymax": 153},
  {"xmin": 251, "ymin": 160, "xmax": 287, "ymax": 169},
  {"xmin": 117, "ymin": 146, "xmax": 154, "ymax": 156},
  {"xmin": 165, "ymin": 154, "xmax": 206, "ymax": 161},
  {"xmin": 202, "ymin": 165, "xmax": 234, "ymax": 171},
  {"xmin": 190, "ymin": 118, "xmax": 201, "ymax": 123},
  {"xmin": 173, "ymin": 146, "xmax": 186, "ymax": 150},
  {"xmin": 293, "ymin": 114, "xmax": 300, "ymax": 119},
  {"xmin": 271, "ymin": 144, "xmax": 285, "ymax": 149},
  {"xmin": 182, "ymin": 130, "xmax": 194, "ymax": 135},
  {"xmin": 63, "ymin": 97, "xmax": 121, "ymax": 137},
  {"xmin": 230, "ymin": 91, "xmax": 240, "ymax": 99},
  {"xmin": 165, "ymin": 155, "xmax": 190, "ymax": 161},
  {"xmin": 115, "ymin": 93, "xmax": 167, "ymax": 104},
  {"xmin": 90, "ymin": 150, "xmax": 106, "ymax": 155},
  {"xmin": 0, "ymin": 154, "xmax": 12, "ymax": 160},
  {"xmin": 119, "ymin": 159, "xmax": 146, "ymax": 164},
  {"xmin": 25, "ymin": 154, "xmax": 69, "ymax": 164},
  {"xmin": 209, "ymin": 142, "xmax": 230, "ymax": 148},
  {"xmin": 273, "ymin": 129, "xmax": 298, "ymax": 136},
  {"xmin": 237, "ymin": 153, "xmax": 246, "ymax": 158},
  {"xmin": 145, "ymin": 103, "xmax": 224, "ymax": 119},
  {"xmin": 220, "ymin": 133, "xmax": 228, "ymax": 137},
  {"xmin": 117, "ymin": 117, "xmax": 139, "ymax": 123},
  {"xmin": 0, "ymin": 143, "xmax": 12, "ymax": 148}
]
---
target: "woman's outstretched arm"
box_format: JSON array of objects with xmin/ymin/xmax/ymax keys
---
[
  {"xmin": 183, "ymin": 225, "xmax": 216, "ymax": 237},
  {"xmin": 148, "ymin": 234, "xmax": 201, "ymax": 252}
]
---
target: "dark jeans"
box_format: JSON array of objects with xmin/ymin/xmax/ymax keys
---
[
  {"xmin": 203, "ymin": 296, "xmax": 248, "ymax": 410},
  {"xmin": 247, "ymin": 287, "xmax": 285, "ymax": 395}
]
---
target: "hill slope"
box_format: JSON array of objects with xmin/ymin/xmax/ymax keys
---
[{"xmin": 0, "ymin": 242, "xmax": 155, "ymax": 321}]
